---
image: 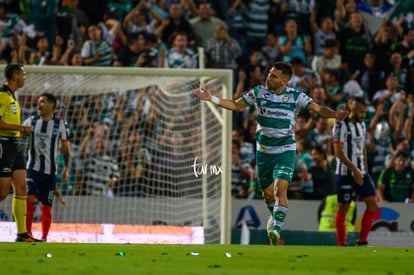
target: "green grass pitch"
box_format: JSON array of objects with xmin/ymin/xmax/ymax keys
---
[{"xmin": 0, "ymin": 243, "xmax": 411, "ymax": 275}]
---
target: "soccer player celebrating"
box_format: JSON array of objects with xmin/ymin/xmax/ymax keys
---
[
  {"xmin": 23, "ymin": 93, "xmax": 71, "ymax": 241},
  {"xmin": 0, "ymin": 63, "xmax": 37, "ymax": 242},
  {"xmin": 333, "ymin": 96, "xmax": 378, "ymax": 246},
  {"xmin": 193, "ymin": 61, "xmax": 348, "ymax": 245}
]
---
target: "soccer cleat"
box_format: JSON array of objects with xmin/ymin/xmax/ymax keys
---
[
  {"xmin": 268, "ymin": 230, "xmax": 280, "ymax": 245},
  {"xmin": 356, "ymin": 241, "xmax": 368, "ymax": 246},
  {"xmin": 266, "ymin": 215, "xmax": 273, "ymax": 233},
  {"xmin": 16, "ymin": 232, "xmax": 43, "ymax": 242}
]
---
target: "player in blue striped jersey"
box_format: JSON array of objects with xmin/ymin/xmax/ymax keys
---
[
  {"xmin": 23, "ymin": 93, "xmax": 71, "ymax": 241},
  {"xmin": 193, "ymin": 61, "xmax": 348, "ymax": 245},
  {"xmin": 333, "ymin": 96, "xmax": 378, "ymax": 246}
]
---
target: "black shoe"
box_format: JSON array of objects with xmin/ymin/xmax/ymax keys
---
[
  {"xmin": 356, "ymin": 241, "xmax": 368, "ymax": 246},
  {"xmin": 16, "ymin": 232, "xmax": 43, "ymax": 242}
]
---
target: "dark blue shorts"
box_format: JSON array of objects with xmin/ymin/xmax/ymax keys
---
[
  {"xmin": 27, "ymin": 169, "xmax": 56, "ymax": 206},
  {"xmin": 335, "ymin": 174, "xmax": 376, "ymax": 203}
]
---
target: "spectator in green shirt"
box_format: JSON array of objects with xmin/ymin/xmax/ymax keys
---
[{"xmin": 377, "ymin": 150, "xmax": 414, "ymax": 203}]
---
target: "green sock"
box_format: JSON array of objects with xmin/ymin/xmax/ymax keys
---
[
  {"xmin": 272, "ymin": 205, "xmax": 288, "ymax": 234},
  {"xmin": 266, "ymin": 201, "xmax": 275, "ymax": 214},
  {"xmin": 12, "ymin": 196, "xmax": 27, "ymax": 234}
]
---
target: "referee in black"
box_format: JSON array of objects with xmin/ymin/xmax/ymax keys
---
[{"xmin": 0, "ymin": 63, "xmax": 40, "ymax": 242}]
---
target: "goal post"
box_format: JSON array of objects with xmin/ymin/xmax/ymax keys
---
[{"xmin": 1, "ymin": 65, "xmax": 232, "ymax": 244}]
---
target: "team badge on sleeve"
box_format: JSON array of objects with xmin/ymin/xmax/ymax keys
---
[{"xmin": 243, "ymin": 90, "xmax": 256, "ymax": 105}]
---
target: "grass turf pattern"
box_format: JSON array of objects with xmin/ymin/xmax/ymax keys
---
[{"xmin": 0, "ymin": 243, "xmax": 412, "ymax": 274}]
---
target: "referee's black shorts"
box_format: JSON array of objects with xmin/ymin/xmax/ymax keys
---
[{"xmin": 0, "ymin": 138, "xmax": 25, "ymax": 177}]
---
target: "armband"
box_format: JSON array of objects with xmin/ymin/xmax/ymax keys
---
[{"xmin": 211, "ymin": 96, "xmax": 220, "ymax": 105}]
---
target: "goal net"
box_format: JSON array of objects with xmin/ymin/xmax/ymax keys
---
[{"xmin": 1, "ymin": 66, "xmax": 232, "ymax": 244}]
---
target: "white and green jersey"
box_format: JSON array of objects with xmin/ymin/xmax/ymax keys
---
[
  {"xmin": 245, "ymin": 0, "xmax": 269, "ymax": 38},
  {"xmin": 0, "ymin": 12, "xmax": 26, "ymax": 40},
  {"xmin": 242, "ymin": 85, "xmax": 313, "ymax": 154}
]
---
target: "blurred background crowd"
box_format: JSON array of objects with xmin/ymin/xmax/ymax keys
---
[{"xmin": 2, "ymin": 0, "xmax": 414, "ymax": 202}]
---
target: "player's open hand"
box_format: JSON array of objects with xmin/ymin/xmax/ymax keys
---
[
  {"xmin": 192, "ymin": 88, "xmax": 212, "ymax": 101},
  {"xmin": 335, "ymin": 106, "xmax": 349, "ymax": 121}
]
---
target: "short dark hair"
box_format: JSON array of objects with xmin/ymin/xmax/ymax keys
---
[
  {"xmin": 39, "ymin": 92, "xmax": 57, "ymax": 109},
  {"xmin": 324, "ymin": 39, "xmax": 339, "ymax": 48},
  {"xmin": 272, "ymin": 62, "xmax": 293, "ymax": 79},
  {"xmin": 168, "ymin": 31, "xmax": 187, "ymax": 47},
  {"xmin": 290, "ymin": 57, "xmax": 304, "ymax": 66},
  {"xmin": 395, "ymin": 137, "xmax": 408, "ymax": 145},
  {"xmin": 233, "ymin": 127, "xmax": 245, "ymax": 137},
  {"xmin": 197, "ymin": 0, "xmax": 211, "ymax": 8},
  {"xmin": 352, "ymin": 96, "xmax": 367, "ymax": 107},
  {"xmin": 313, "ymin": 145, "xmax": 327, "ymax": 159},
  {"xmin": 4, "ymin": 63, "xmax": 23, "ymax": 81},
  {"xmin": 395, "ymin": 150, "xmax": 409, "ymax": 159},
  {"xmin": 232, "ymin": 139, "xmax": 241, "ymax": 149},
  {"xmin": 403, "ymin": 27, "xmax": 414, "ymax": 36},
  {"xmin": 297, "ymin": 137, "xmax": 314, "ymax": 151}
]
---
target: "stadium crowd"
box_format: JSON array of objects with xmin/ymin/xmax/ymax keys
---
[{"xmin": 2, "ymin": 0, "xmax": 414, "ymax": 202}]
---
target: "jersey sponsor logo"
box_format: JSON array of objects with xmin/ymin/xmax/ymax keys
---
[
  {"xmin": 259, "ymin": 107, "xmax": 288, "ymax": 117},
  {"xmin": 283, "ymin": 94, "xmax": 289, "ymax": 102},
  {"xmin": 36, "ymin": 133, "xmax": 52, "ymax": 153},
  {"xmin": 259, "ymin": 107, "xmax": 266, "ymax": 115},
  {"xmin": 353, "ymin": 136, "xmax": 364, "ymax": 154},
  {"xmin": 39, "ymin": 140, "xmax": 47, "ymax": 149}
]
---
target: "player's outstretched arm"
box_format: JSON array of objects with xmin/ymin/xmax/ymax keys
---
[
  {"xmin": 192, "ymin": 88, "xmax": 247, "ymax": 111},
  {"xmin": 308, "ymin": 102, "xmax": 349, "ymax": 120},
  {"xmin": 0, "ymin": 118, "xmax": 33, "ymax": 135}
]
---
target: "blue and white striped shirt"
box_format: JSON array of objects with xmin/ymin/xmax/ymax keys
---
[
  {"xmin": 333, "ymin": 118, "xmax": 367, "ymax": 176},
  {"xmin": 23, "ymin": 116, "xmax": 70, "ymax": 175}
]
